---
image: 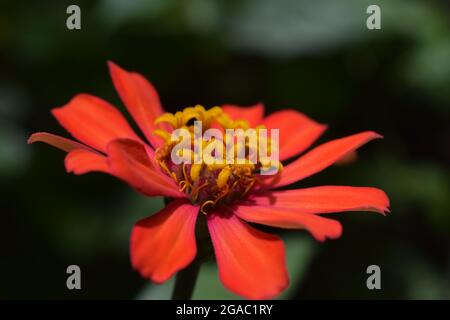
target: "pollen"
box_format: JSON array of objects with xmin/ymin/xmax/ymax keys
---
[{"xmin": 153, "ymin": 105, "xmax": 281, "ymax": 214}]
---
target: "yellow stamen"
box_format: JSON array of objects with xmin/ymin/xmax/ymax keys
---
[
  {"xmin": 153, "ymin": 129, "xmax": 171, "ymax": 141},
  {"xmin": 153, "ymin": 105, "xmax": 281, "ymax": 214},
  {"xmin": 200, "ymin": 200, "xmax": 215, "ymax": 215},
  {"xmin": 191, "ymin": 182, "xmax": 208, "ymax": 201},
  {"xmin": 179, "ymin": 180, "xmax": 189, "ymax": 192},
  {"xmin": 154, "ymin": 112, "xmax": 179, "ymax": 128},
  {"xmin": 190, "ymin": 164, "xmax": 203, "ymax": 181},
  {"xmin": 217, "ymin": 166, "xmax": 232, "ymax": 188},
  {"xmin": 182, "ymin": 164, "xmax": 191, "ymax": 187}
]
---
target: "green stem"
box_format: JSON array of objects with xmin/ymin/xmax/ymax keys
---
[{"xmin": 171, "ymin": 261, "xmax": 201, "ymax": 300}]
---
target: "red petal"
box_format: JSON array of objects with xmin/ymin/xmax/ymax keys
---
[
  {"xmin": 261, "ymin": 110, "xmax": 327, "ymax": 161},
  {"xmin": 207, "ymin": 212, "xmax": 288, "ymax": 299},
  {"xmin": 52, "ymin": 94, "xmax": 142, "ymax": 153},
  {"xmin": 65, "ymin": 149, "xmax": 110, "ymax": 175},
  {"xmin": 106, "ymin": 139, "xmax": 185, "ymax": 198},
  {"xmin": 222, "ymin": 103, "xmax": 265, "ymax": 128},
  {"xmin": 273, "ymin": 131, "xmax": 382, "ymax": 187},
  {"xmin": 233, "ymin": 204, "xmax": 342, "ymax": 242},
  {"xmin": 250, "ymin": 186, "xmax": 390, "ymax": 215},
  {"xmin": 28, "ymin": 132, "xmax": 90, "ymax": 152},
  {"xmin": 29, "ymin": 132, "xmax": 112, "ymax": 175},
  {"xmin": 131, "ymin": 199, "xmax": 198, "ymax": 283},
  {"xmin": 108, "ymin": 61, "xmax": 166, "ymax": 149}
]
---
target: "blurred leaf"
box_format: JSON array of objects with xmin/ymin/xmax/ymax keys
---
[
  {"xmin": 370, "ymin": 157, "xmax": 450, "ymax": 230},
  {"xmin": 0, "ymin": 122, "xmax": 30, "ymax": 177},
  {"xmin": 136, "ymin": 278, "xmax": 175, "ymax": 300},
  {"xmin": 403, "ymin": 37, "xmax": 450, "ymax": 103},
  {"xmin": 96, "ymin": 0, "xmax": 171, "ymax": 29},
  {"xmin": 228, "ymin": 0, "xmax": 369, "ymax": 57},
  {"xmin": 393, "ymin": 246, "xmax": 450, "ymax": 299},
  {"xmin": 0, "ymin": 80, "xmax": 31, "ymax": 177}
]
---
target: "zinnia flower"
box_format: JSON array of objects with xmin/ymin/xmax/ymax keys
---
[{"xmin": 28, "ymin": 62, "xmax": 389, "ymax": 299}]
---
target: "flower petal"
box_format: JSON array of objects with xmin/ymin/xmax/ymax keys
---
[
  {"xmin": 28, "ymin": 132, "xmax": 89, "ymax": 152},
  {"xmin": 29, "ymin": 132, "xmax": 112, "ymax": 175},
  {"xmin": 106, "ymin": 139, "xmax": 185, "ymax": 198},
  {"xmin": 108, "ymin": 61, "xmax": 166, "ymax": 149},
  {"xmin": 232, "ymin": 204, "xmax": 342, "ymax": 242},
  {"xmin": 131, "ymin": 199, "xmax": 198, "ymax": 283},
  {"xmin": 65, "ymin": 149, "xmax": 110, "ymax": 175},
  {"xmin": 272, "ymin": 131, "xmax": 382, "ymax": 188},
  {"xmin": 261, "ymin": 109, "xmax": 327, "ymax": 161},
  {"xmin": 52, "ymin": 94, "xmax": 142, "ymax": 153},
  {"xmin": 222, "ymin": 103, "xmax": 265, "ymax": 128},
  {"xmin": 250, "ymin": 186, "xmax": 390, "ymax": 215},
  {"xmin": 207, "ymin": 212, "xmax": 288, "ymax": 299}
]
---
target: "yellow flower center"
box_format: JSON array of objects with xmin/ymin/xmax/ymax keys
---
[{"xmin": 153, "ymin": 105, "xmax": 282, "ymax": 214}]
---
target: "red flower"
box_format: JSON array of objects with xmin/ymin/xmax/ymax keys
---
[{"xmin": 29, "ymin": 62, "xmax": 389, "ymax": 299}]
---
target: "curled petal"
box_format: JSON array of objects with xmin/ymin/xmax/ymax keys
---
[
  {"xmin": 262, "ymin": 110, "xmax": 327, "ymax": 161},
  {"xmin": 233, "ymin": 204, "xmax": 342, "ymax": 242},
  {"xmin": 52, "ymin": 94, "xmax": 142, "ymax": 153},
  {"xmin": 28, "ymin": 132, "xmax": 89, "ymax": 152},
  {"xmin": 222, "ymin": 103, "xmax": 265, "ymax": 128},
  {"xmin": 250, "ymin": 186, "xmax": 390, "ymax": 215},
  {"xmin": 108, "ymin": 61, "xmax": 166, "ymax": 149},
  {"xmin": 131, "ymin": 199, "xmax": 198, "ymax": 283},
  {"xmin": 273, "ymin": 131, "xmax": 382, "ymax": 188},
  {"xmin": 207, "ymin": 212, "xmax": 288, "ymax": 299},
  {"xmin": 107, "ymin": 139, "xmax": 185, "ymax": 198},
  {"xmin": 29, "ymin": 132, "xmax": 111, "ymax": 175}
]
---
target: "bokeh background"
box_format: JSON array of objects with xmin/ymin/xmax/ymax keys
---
[{"xmin": 1, "ymin": 0, "xmax": 449, "ymax": 299}]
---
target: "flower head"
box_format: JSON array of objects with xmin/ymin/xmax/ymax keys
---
[
  {"xmin": 29, "ymin": 61, "xmax": 390, "ymax": 299},
  {"xmin": 152, "ymin": 104, "xmax": 282, "ymax": 214}
]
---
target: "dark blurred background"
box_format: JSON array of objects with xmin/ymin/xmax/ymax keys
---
[{"xmin": 0, "ymin": 0, "xmax": 449, "ymax": 299}]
